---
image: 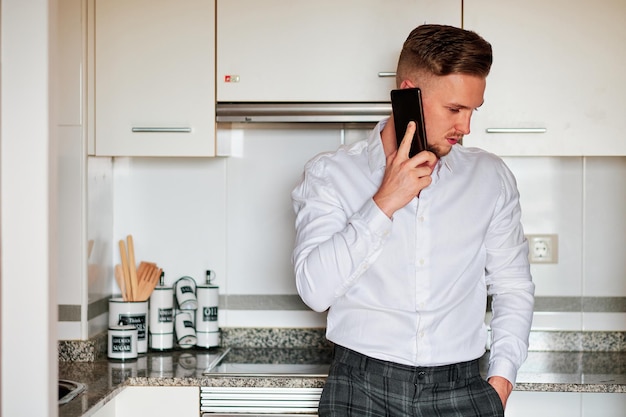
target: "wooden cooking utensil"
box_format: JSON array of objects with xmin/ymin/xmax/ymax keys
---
[
  {"xmin": 137, "ymin": 266, "xmax": 162, "ymax": 301},
  {"xmin": 117, "ymin": 234, "xmax": 162, "ymax": 301},
  {"xmin": 137, "ymin": 261, "xmax": 147, "ymax": 283},
  {"xmin": 137, "ymin": 261, "xmax": 156, "ymax": 282},
  {"xmin": 126, "ymin": 235, "xmax": 139, "ymax": 301},
  {"xmin": 118, "ymin": 240, "xmax": 133, "ymax": 301}
]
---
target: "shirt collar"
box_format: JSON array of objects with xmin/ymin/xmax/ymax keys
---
[
  {"xmin": 368, "ymin": 117, "xmax": 457, "ymax": 176},
  {"xmin": 438, "ymin": 149, "xmax": 455, "ymax": 174},
  {"xmin": 367, "ymin": 118, "xmax": 389, "ymax": 173}
]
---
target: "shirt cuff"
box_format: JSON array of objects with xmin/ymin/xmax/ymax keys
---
[
  {"xmin": 487, "ymin": 358, "xmax": 518, "ymax": 387},
  {"xmin": 359, "ymin": 198, "xmax": 393, "ymax": 238}
]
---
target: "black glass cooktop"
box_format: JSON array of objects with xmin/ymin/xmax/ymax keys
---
[{"xmin": 202, "ymin": 347, "xmax": 333, "ymax": 377}]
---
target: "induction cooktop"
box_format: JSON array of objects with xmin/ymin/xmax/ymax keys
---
[{"xmin": 202, "ymin": 347, "xmax": 331, "ymax": 377}]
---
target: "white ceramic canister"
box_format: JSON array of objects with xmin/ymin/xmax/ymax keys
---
[
  {"xmin": 107, "ymin": 324, "xmax": 138, "ymax": 361},
  {"xmin": 195, "ymin": 270, "xmax": 220, "ymax": 348},
  {"xmin": 149, "ymin": 276, "xmax": 174, "ymax": 350},
  {"xmin": 109, "ymin": 298, "xmax": 149, "ymax": 353},
  {"xmin": 174, "ymin": 309, "xmax": 197, "ymax": 348},
  {"xmin": 173, "ymin": 276, "xmax": 198, "ymax": 310}
]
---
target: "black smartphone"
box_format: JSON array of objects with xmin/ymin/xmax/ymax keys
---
[{"xmin": 390, "ymin": 87, "xmax": 427, "ymax": 158}]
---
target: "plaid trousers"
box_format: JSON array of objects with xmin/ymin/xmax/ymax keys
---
[{"xmin": 319, "ymin": 345, "xmax": 504, "ymax": 417}]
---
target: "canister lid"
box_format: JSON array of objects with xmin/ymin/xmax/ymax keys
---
[
  {"xmin": 109, "ymin": 297, "xmax": 148, "ymax": 305},
  {"xmin": 109, "ymin": 324, "xmax": 137, "ymax": 331},
  {"xmin": 196, "ymin": 284, "xmax": 219, "ymax": 289}
]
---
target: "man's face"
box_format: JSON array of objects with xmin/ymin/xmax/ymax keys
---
[{"xmin": 419, "ymin": 73, "xmax": 486, "ymax": 158}]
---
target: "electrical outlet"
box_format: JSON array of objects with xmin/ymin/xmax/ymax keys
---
[{"xmin": 526, "ymin": 234, "xmax": 558, "ymax": 264}]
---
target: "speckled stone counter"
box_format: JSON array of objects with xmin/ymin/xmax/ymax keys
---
[{"xmin": 59, "ymin": 346, "xmax": 626, "ymax": 417}]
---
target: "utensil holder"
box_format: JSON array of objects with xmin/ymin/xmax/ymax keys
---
[{"xmin": 109, "ymin": 298, "xmax": 149, "ymax": 353}]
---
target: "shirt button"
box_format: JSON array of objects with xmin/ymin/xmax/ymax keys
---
[
  {"xmin": 418, "ymin": 216, "xmax": 425, "ymax": 222},
  {"xmin": 419, "ymin": 259, "xmax": 425, "ymax": 266}
]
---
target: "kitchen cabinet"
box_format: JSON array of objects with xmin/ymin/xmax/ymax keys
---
[
  {"xmin": 463, "ymin": 0, "xmax": 626, "ymax": 156},
  {"xmin": 94, "ymin": 0, "xmax": 215, "ymax": 156},
  {"xmin": 91, "ymin": 397, "xmax": 116, "ymax": 417},
  {"xmin": 58, "ymin": 0, "xmax": 84, "ymax": 126},
  {"xmin": 114, "ymin": 387, "xmax": 199, "ymax": 417},
  {"xmin": 505, "ymin": 392, "xmax": 626, "ymax": 417},
  {"xmin": 57, "ymin": 0, "xmax": 90, "ymax": 338},
  {"xmin": 217, "ymin": 0, "xmax": 461, "ymax": 103}
]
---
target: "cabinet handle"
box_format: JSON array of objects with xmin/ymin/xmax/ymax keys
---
[
  {"xmin": 131, "ymin": 127, "xmax": 192, "ymax": 133},
  {"xmin": 377, "ymin": 72, "xmax": 396, "ymax": 77},
  {"xmin": 486, "ymin": 128, "xmax": 547, "ymax": 134}
]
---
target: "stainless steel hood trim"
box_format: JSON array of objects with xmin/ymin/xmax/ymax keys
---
[{"xmin": 216, "ymin": 102, "xmax": 391, "ymax": 123}]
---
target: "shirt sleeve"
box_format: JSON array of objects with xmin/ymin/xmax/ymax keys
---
[
  {"xmin": 291, "ymin": 157, "xmax": 392, "ymax": 313},
  {"xmin": 485, "ymin": 163, "xmax": 535, "ymax": 386}
]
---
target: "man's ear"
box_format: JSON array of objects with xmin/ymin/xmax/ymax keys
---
[{"xmin": 400, "ymin": 79, "xmax": 415, "ymax": 89}]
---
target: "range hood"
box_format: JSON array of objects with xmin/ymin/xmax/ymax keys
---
[{"xmin": 216, "ymin": 102, "xmax": 391, "ymax": 123}]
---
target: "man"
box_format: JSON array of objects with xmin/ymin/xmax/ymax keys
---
[{"xmin": 291, "ymin": 24, "xmax": 534, "ymax": 416}]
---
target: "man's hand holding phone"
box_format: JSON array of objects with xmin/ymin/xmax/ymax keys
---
[{"xmin": 373, "ymin": 121, "xmax": 437, "ymax": 218}]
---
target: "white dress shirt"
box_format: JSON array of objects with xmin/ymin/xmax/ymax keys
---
[{"xmin": 292, "ymin": 118, "xmax": 535, "ymax": 385}]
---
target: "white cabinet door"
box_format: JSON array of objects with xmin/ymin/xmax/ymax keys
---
[
  {"xmin": 115, "ymin": 386, "xmax": 199, "ymax": 417},
  {"xmin": 95, "ymin": 0, "xmax": 215, "ymax": 156},
  {"xmin": 463, "ymin": 0, "xmax": 626, "ymax": 156},
  {"xmin": 581, "ymin": 393, "xmax": 626, "ymax": 417},
  {"xmin": 91, "ymin": 397, "xmax": 117, "ymax": 417},
  {"xmin": 505, "ymin": 391, "xmax": 581, "ymax": 417},
  {"xmin": 57, "ymin": 0, "xmax": 84, "ymax": 126},
  {"xmin": 217, "ymin": 0, "xmax": 461, "ymax": 102},
  {"xmin": 505, "ymin": 391, "xmax": 626, "ymax": 417}
]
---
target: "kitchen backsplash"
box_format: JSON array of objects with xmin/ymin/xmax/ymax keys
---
[{"xmin": 58, "ymin": 124, "xmax": 626, "ymax": 340}]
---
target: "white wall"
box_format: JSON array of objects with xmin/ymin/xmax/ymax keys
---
[
  {"xmin": 101, "ymin": 124, "xmax": 626, "ymax": 331},
  {"xmin": 1, "ymin": 1, "xmax": 59, "ymax": 416}
]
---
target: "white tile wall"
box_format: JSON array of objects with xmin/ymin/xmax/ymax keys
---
[
  {"xmin": 112, "ymin": 156, "xmax": 227, "ymax": 285},
  {"xmin": 224, "ymin": 124, "xmax": 342, "ymax": 295},
  {"xmin": 87, "ymin": 157, "xmax": 114, "ymax": 302},
  {"xmin": 57, "ymin": 125, "xmax": 86, "ymax": 306},
  {"xmin": 582, "ymin": 157, "xmax": 626, "ymax": 297},
  {"xmin": 503, "ymin": 157, "xmax": 584, "ymax": 297},
  {"xmin": 105, "ymin": 126, "xmax": 625, "ymax": 330}
]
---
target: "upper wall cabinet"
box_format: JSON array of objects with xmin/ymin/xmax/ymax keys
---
[
  {"xmin": 216, "ymin": 0, "xmax": 461, "ymax": 103},
  {"xmin": 463, "ymin": 0, "xmax": 626, "ymax": 156},
  {"xmin": 94, "ymin": 0, "xmax": 215, "ymax": 156}
]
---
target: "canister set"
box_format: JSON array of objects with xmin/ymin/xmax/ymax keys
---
[{"xmin": 108, "ymin": 270, "xmax": 219, "ymax": 361}]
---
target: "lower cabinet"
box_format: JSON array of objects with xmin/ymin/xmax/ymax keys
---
[
  {"xmin": 111, "ymin": 386, "xmax": 199, "ymax": 417},
  {"xmin": 506, "ymin": 391, "xmax": 626, "ymax": 417},
  {"xmin": 91, "ymin": 396, "xmax": 116, "ymax": 417},
  {"xmin": 91, "ymin": 386, "xmax": 625, "ymax": 417}
]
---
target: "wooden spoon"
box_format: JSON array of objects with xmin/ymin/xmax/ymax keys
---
[
  {"xmin": 126, "ymin": 235, "xmax": 139, "ymax": 301},
  {"xmin": 118, "ymin": 240, "xmax": 133, "ymax": 301}
]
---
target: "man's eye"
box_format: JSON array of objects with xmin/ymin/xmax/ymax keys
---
[{"xmin": 448, "ymin": 107, "xmax": 460, "ymax": 113}]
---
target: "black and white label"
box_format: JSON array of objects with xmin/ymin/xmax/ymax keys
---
[
  {"xmin": 118, "ymin": 313, "xmax": 147, "ymax": 340},
  {"xmin": 111, "ymin": 335, "xmax": 132, "ymax": 353},
  {"xmin": 202, "ymin": 306, "xmax": 218, "ymax": 322},
  {"xmin": 158, "ymin": 308, "xmax": 173, "ymax": 323}
]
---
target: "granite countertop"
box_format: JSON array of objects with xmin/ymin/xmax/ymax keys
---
[{"xmin": 59, "ymin": 347, "xmax": 626, "ymax": 417}]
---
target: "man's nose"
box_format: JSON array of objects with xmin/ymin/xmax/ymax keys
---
[{"xmin": 455, "ymin": 113, "xmax": 472, "ymax": 135}]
